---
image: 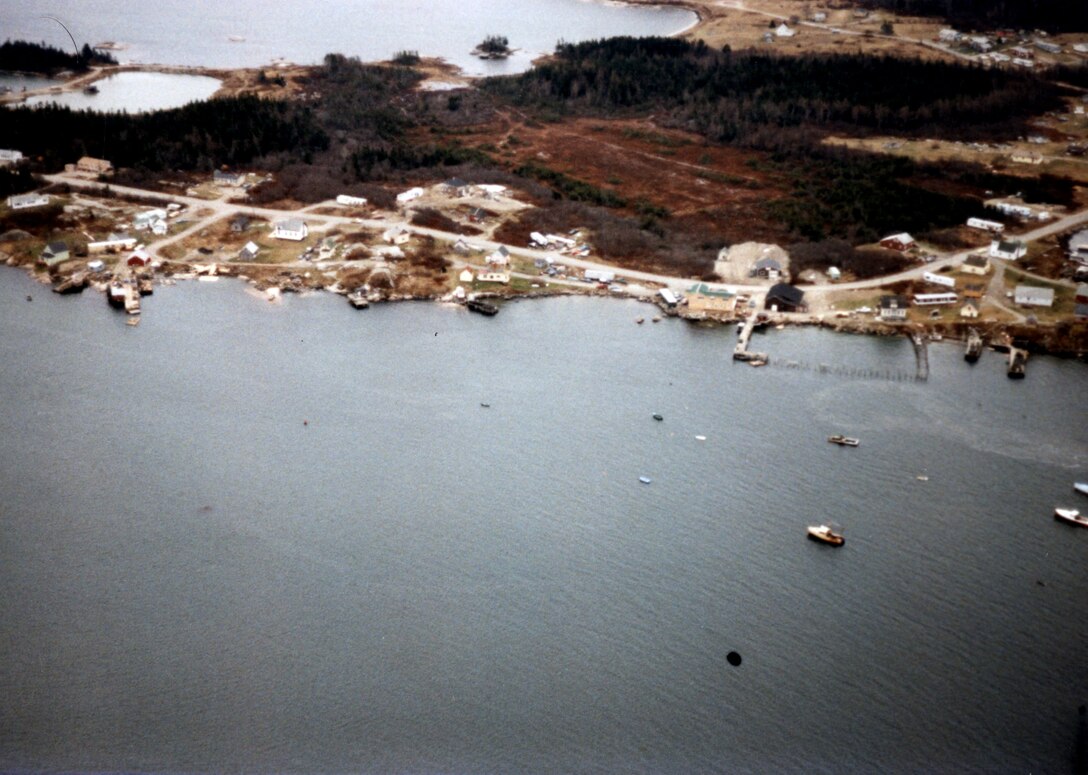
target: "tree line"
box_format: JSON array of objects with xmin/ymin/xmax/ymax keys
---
[
  {"xmin": 0, "ymin": 95, "xmax": 328, "ymax": 172},
  {"xmin": 0, "ymin": 40, "xmax": 116, "ymax": 73},
  {"xmin": 859, "ymin": 0, "xmax": 1088, "ymax": 33},
  {"xmin": 484, "ymin": 37, "xmax": 1063, "ymax": 143}
]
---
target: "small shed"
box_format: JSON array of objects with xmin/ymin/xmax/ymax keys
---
[
  {"xmin": 458, "ymin": 268, "xmax": 475, "ymax": 284},
  {"xmin": 127, "ymin": 249, "xmax": 152, "ymax": 267},
  {"xmin": 239, "ymin": 241, "xmax": 260, "ymax": 261}
]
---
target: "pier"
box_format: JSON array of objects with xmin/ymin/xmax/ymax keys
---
[{"xmin": 733, "ymin": 310, "xmax": 768, "ymax": 365}]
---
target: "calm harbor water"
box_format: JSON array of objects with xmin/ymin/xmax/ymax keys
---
[
  {"xmin": 20, "ymin": 71, "xmax": 222, "ymax": 113},
  {"xmin": 1, "ymin": 269, "xmax": 1086, "ymax": 773},
  {"xmin": 0, "ymin": 0, "xmax": 696, "ymax": 75}
]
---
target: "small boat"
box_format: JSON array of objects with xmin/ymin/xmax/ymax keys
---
[
  {"xmin": 652, "ymin": 413, "xmax": 663, "ymax": 421},
  {"xmin": 695, "ymin": 435, "xmax": 706, "ymax": 441},
  {"xmin": 480, "ymin": 403, "xmax": 490, "ymax": 408},
  {"xmin": 227, "ymin": 35, "xmax": 246, "ymax": 42},
  {"xmin": 347, "ymin": 290, "xmax": 369, "ymax": 309},
  {"xmin": 828, "ymin": 435, "xmax": 860, "ymax": 447},
  {"xmin": 1074, "ymin": 482, "xmax": 1088, "ymax": 496},
  {"xmin": 1054, "ymin": 507, "xmax": 1088, "ymax": 528},
  {"xmin": 639, "ymin": 476, "xmax": 652, "ymax": 484},
  {"xmin": 964, "ymin": 328, "xmax": 982, "ymax": 363},
  {"xmin": 1007, "ymin": 347, "xmax": 1027, "ymax": 379},
  {"xmin": 807, "ymin": 524, "xmax": 845, "ymax": 546},
  {"xmin": 82, "ymin": 84, "xmax": 99, "ymax": 95},
  {"xmin": 635, "ymin": 317, "xmax": 644, "ymax": 324},
  {"xmin": 916, "ymin": 474, "xmax": 929, "ymax": 481}
]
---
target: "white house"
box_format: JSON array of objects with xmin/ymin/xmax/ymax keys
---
[
  {"xmin": 458, "ymin": 268, "xmax": 475, "ymax": 284},
  {"xmin": 1013, "ymin": 285, "xmax": 1054, "ymax": 307},
  {"xmin": 440, "ymin": 177, "xmax": 470, "ymax": 197},
  {"xmin": 150, "ymin": 219, "xmax": 168, "ymax": 236},
  {"xmin": 879, "ymin": 295, "xmax": 909, "ymax": 321},
  {"xmin": 133, "ymin": 209, "xmax": 168, "ymax": 230},
  {"xmin": 382, "ymin": 227, "xmax": 411, "ymax": 245},
  {"xmin": 1068, "ymin": 229, "xmax": 1088, "ymax": 264},
  {"xmin": 0, "ymin": 149, "xmax": 24, "ymax": 166},
  {"xmin": 477, "ymin": 271, "xmax": 509, "ymax": 284},
  {"xmin": 476, "ymin": 184, "xmax": 506, "ymax": 199},
  {"xmin": 989, "ymin": 240, "xmax": 1026, "ymax": 260},
  {"xmin": 88, "ymin": 233, "xmax": 137, "ymax": 254},
  {"xmin": 7, "ymin": 193, "xmax": 50, "ymax": 210},
  {"xmin": 960, "ymin": 300, "xmax": 980, "ymax": 318},
  {"xmin": 336, "ymin": 194, "xmax": 367, "ymax": 207},
  {"xmin": 486, "ymin": 246, "xmax": 511, "ymax": 267},
  {"xmin": 775, "ymin": 23, "xmax": 796, "ymax": 38},
  {"xmin": 272, "ymin": 218, "xmax": 308, "ymax": 241},
  {"xmin": 938, "ymin": 28, "xmax": 962, "ymax": 43},
  {"xmin": 966, "ymin": 217, "xmax": 1004, "ymax": 233},
  {"xmin": 396, "ymin": 187, "xmax": 423, "ymax": 205},
  {"xmin": 961, "ymin": 254, "xmax": 991, "ymax": 275},
  {"xmin": 923, "ymin": 271, "xmax": 956, "ymax": 288},
  {"xmin": 213, "ymin": 170, "xmax": 246, "ymax": 186}
]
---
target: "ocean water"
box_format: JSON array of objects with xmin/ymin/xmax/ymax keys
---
[
  {"xmin": 1, "ymin": 269, "xmax": 1086, "ymax": 773},
  {"xmin": 0, "ymin": 0, "xmax": 697, "ymax": 75}
]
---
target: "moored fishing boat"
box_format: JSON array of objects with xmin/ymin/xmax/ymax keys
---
[
  {"xmin": 828, "ymin": 434, "xmax": 859, "ymax": 447},
  {"xmin": 1054, "ymin": 507, "xmax": 1088, "ymax": 528},
  {"xmin": 807, "ymin": 523, "xmax": 845, "ymax": 546}
]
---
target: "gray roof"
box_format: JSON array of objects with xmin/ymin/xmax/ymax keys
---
[
  {"xmin": 754, "ymin": 257, "xmax": 783, "ymax": 270},
  {"xmin": 1013, "ymin": 285, "xmax": 1055, "ymax": 306},
  {"xmin": 880, "ymin": 294, "xmax": 908, "ymax": 309},
  {"xmin": 444, "ymin": 177, "xmax": 468, "ymax": 188},
  {"xmin": 1069, "ymin": 230, "xmax": 1088, "ymax": 252},
  {"xmin": 276, "ymin": 218, "xmax": 305, "ymax": 231},
  {"xmin": 44, "ymin": 240, "xmax": 68, "ymax": 255},
  {"xmin": 964, "ymin": 254, "xmax": 988, "ymax": 267},
  {"xmin": 767, "ymin": 283, "xmax": 804, "ymax": 305},
  {"xmin": 1075, "ymin": 303, "xmax": 1088, "ymax": 318}
]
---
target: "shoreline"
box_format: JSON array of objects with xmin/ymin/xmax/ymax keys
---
[{"xmin": 7, "ymin": 261, "xmax": 1085, "ymax": 360}]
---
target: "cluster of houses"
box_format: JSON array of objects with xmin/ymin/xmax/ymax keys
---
[
  {"xmin": 935, "ymin": 28, "xmax": 1074, "ymax": 66},
  {"xmin": 395, "ymin": 179, "xmax": 507, "ymax": 208}
]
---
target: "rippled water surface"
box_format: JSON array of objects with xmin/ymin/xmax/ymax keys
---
[{"xmin": 1, "ymin": 271, "xmax": 1086, "ymax": 773}]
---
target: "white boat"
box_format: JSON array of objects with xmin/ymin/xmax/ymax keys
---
[
  {"xmin": 639, "ymin": 476, "xmax": 652, "ymax": 484},
  {"xmin": 807, "ymin": 524, "xmax": 845, "ymax": 546},
  {"xmin": 828, "ymin": 434, "xmax": 860, "ymax": 447},
  {"xmin": 1075, "ymin": 482, "xmax": 1088, "ymax": 496},
  {"xmin": 1054, "ymin": 507, "xmax": 1088, "ymax": 528}
]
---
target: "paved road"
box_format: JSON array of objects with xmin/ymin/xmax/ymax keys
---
[{"xmin": 44, "ymin": 172, "xmax": 1088, "ymax": 299}]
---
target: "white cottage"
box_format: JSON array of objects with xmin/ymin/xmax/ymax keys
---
[{"xmin": 272, "ymin": 218, "xmax": 308, "ymax": 241}]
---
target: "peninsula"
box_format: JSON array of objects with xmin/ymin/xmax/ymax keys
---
[{"xmin": 2, "ymin": 0, "xmax": 1088, "ymax": 355}]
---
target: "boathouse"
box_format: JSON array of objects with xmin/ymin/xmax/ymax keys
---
[{"xmin": 765, "ymin": 283, "xmax": 806, "ymax": 313}]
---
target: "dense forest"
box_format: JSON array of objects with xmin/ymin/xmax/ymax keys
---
[
  {"xmin": 484, "ymin": 38, "xmax": 1063, "ymax": 143},
  {"xmin": 0, "ymin": 40, "xmax": 116, "ymax": 73},
  {"xmin": 860, "ymin": 0, "xmax": 1088, "ymax": 33},
  {"xmin": 0, "ymin": 96, "xmax": 327, "ymax": 172}
]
